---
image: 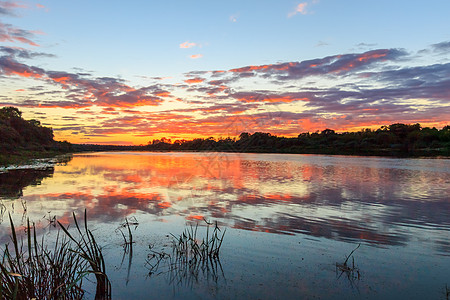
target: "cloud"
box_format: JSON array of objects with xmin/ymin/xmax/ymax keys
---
[
  {"xmin": 179, "ymin": 41, "xmax": 196, "ymax": 49},
  {"xmin": 231, "ymin": 91, "xmax": 311, "ymax": 103},
  {"xmin": 229, "ymin": 13, "xmax": 239, "ymax": 22},
  {"xmin": 190, "ymin": 54, "xmax": 203, "ymax": 59},
  {"xmin": 430, "ymin": 41, "xmax": 450, "ymax": 54},
  {"xmin": 0, "ymin": 55, "xmax": 44, "ymax": 78},
  {"xmin": 288, "ymin": 2, "xmax": 308, "ymax": 17},
  {"xmin": 315, "ymin": 40, "xmax": 329, "ymax": 47},
  {"xmin": 1, "ymin": 41, "xmax": 449, "ymax": 139},
  {"xmin": 356, "ymin": 42, "xmax": 378, "ymax": 48},
  {"xmin": 0, "ymin": 22, "xmax": 40, "ymax": 46},
  {"xmin": 228, "ymin": 49, "xmax": 407, "ymax": 80},
  {"xmin": 184, "ymin": 77, "xmax": 204, "ymax": 84},
  {"xmin": 0, "ymin": 1, "xmax": 26, "ymax": 16},
  {"xmin": 0, "ymin": 46, "xmax": 55, "ymax": 59},
  {"xmin": 0, "ymin": 55, "xmax": 171, "ymax": 108}
]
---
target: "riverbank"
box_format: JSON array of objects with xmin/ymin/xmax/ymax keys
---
[{"xmin": 0, "ymin": 150, "xmax": 70, "ymax": 167}]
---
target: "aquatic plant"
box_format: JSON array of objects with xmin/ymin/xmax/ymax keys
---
[
  {"xmin": 116, "ymin": 217, "xmax": 138, "ymax": 252},
  {"xmin": 58, "ymin": 210, "xmax": 111, "ymax": 299},
  {"xmin": 336, "ymin": 243, "xmax": 361, "ymax": 281},
  {"xmin": 146, "ymin": 219, "xmax": 226, "ymax": 285},
  {"xmin": 171, "ymin": 219, "xmax": 226, "ymax": 262},
  {"xmin": 0, "ymin": 216, "xmax": 86, "ymax": 299},
  {"xmin": 151, "ymin": 250, "xmax": 224, "ymax": 288},
  {"xmin": 116, "ymin": 217, "xmax": 139, "ymax": 285}
]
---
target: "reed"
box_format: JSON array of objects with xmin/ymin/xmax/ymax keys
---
[
  {"xmin": 116, "ymin": 217, "xmax": 138, "ymax": 252},
  {"xmin": 58, "ymin": 210, "xmax": 111, "ymax": 299},
  {"xmin": 336, "ymin": 243, "xmax": 361, "ymax": 281},
  {"xmin": 116, "ymin": 217, "xmax": 138, "ymax": 285},
  {"xmin": 171, "ymin": 219, "xmax": 226, "ymax": 262},
  {"xmin": 0, "ymin": 215, "xmax": 86, "ymax": 299},
  {"xmin": 146, "ymin": 219, "xmax": 226, "ymax": 287}
]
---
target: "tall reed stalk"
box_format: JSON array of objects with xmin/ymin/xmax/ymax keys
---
[
  {"xmin": 58, "ymin": 210, "xmax": 111, "ymax": 299},
  {"xmin": 0, "ymin": 215, "xmax": 86, "ymax": 299},
  {"xmin": 0, "ymin": 210, "xmax": 111, "ymax": 299},
  {"xmin": 171, "ymin": 219, "xmax": 226, "ymax": 262}
]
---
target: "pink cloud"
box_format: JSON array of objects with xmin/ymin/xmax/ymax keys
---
[
  {"xmin": 0, "ymin": 1, "xmax": 27, "ymax": 10},
  {"xmin": 180, "ymin": 41, "xmax": 196, "ymax": 49},
  {"xmin": 0, "ymin": 22, "xmax": 40, "ymax": 46},
  {"xmin": 288, "ymin": 2, "xmax": 308, "ymax": 17}
]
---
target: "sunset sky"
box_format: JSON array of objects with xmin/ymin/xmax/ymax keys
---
[{"xmin": 1, "ymin": 0, "xmax": 449, "ymax": 145}]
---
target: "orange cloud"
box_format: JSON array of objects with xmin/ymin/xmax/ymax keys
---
[
  {"xmin": 184, "ymin": 77, "xmax": 204, "ymax": 84},
  {"xmin": 190, "ymin": 54, "xmax": 203, "ymax": 59},
  {"xmin": 51, "ymin": 76, "xmax": 71, "ymax": 84}
]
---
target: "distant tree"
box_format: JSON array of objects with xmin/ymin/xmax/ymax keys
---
[{"xmin": 320, "ymin": 129, "xmax": 336, "ymax": 136}]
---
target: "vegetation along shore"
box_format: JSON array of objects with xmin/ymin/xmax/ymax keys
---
[{"xmin": 1, "ymin": 106, "xmax": 449, "ymax": 168}]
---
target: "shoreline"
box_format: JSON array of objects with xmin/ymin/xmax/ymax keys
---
[
  {"xmin": 0, "ymin": 150, "xmax": 72, "ymax": 168},
  {"xmin": 2, "ymin": 147, "xmax": 449, "ymax": 169}
]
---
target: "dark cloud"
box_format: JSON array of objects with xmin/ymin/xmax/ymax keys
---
[
  {"xmin": 0, "ymin": 56, "xmax": 170, "ymax": 108},
  {"xmin": 431, "ymin": 41, "xmax": 450, "ymax": 53},
  {"xmin": 228, "ymin": 49, "xmax": 408, "ymax": 80},
  {"xmin": 231, "ymin": 91, "xmax": 315, "ymax": 103},
  {"xmin": 0, "ymin": 55, "xmax": 44, "ymax": 78},
  {"xmin": 0, "ymin": 46, "xmax": 55, "ymax": 59}
]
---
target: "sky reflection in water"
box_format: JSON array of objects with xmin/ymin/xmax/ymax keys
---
[
  {"xmin": 6, "ymin": 152, "xmax": 449, "ymax": 249},
  {"xmin": 0, "ymin": 152, "xmax": 449, "ymax": 299}
]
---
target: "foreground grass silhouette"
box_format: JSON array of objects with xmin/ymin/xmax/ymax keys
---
[{"xmin": 0, "ymin": 211, "xmax": 110, "ymax": 299}]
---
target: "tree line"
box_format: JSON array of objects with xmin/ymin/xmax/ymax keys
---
[
  {"xmin": 140, "ymin": 123, "xmax": 450, "ymax": 156},
  {"xmin": 2, "ymin": 106, "xmax": 448, "ymax": 157}
]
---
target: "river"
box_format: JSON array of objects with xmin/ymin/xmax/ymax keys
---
[{"xmin": 0, "ymin": 152, "xmax": 449, "ymax": 299}]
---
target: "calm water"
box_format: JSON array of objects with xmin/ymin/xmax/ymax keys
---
[{"xmin": 0, "ymin": 152, "xmax": 449, "ymax": 299}]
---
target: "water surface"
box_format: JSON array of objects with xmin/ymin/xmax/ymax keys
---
[{"xmin": 1, "ymin": 152, "xmax": 449, "ymax": 299}]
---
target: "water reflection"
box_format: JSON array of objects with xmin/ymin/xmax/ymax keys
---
[
  {"xmin": 1, "ymin": 152, "xmax": 449, "ymax": 256},
  {"xmin": 147, "ymin": 250, "xmax": 225, "ymax": 291},
  {"xmin": 0, "ymin": 168, "xmax": 54, "ymax": 199}
]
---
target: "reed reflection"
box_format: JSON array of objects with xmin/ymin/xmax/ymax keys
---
[{"xmin": 3, "ymin": 153, "xmax": 449, "ymax": 254}]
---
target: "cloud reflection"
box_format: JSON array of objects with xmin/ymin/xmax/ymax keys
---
[{"xmin": 2, "ymin": 153, "xmax": 449, "ymax": 253}]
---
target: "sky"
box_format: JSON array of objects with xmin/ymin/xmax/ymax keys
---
[{"xmin": 0, "ymin": 0, "xmax": 449, "ymax": 145}]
